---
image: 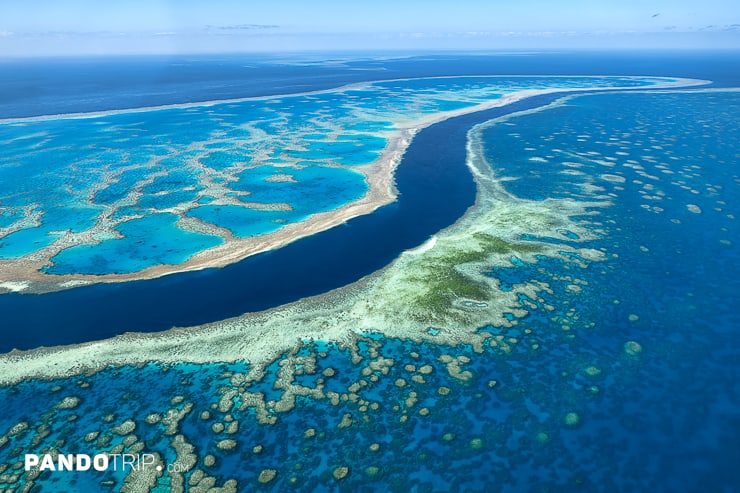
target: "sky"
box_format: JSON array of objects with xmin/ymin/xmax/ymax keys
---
[{"xmin": 1, "ymin": 0, "xmax": 739, "ymax": 56}]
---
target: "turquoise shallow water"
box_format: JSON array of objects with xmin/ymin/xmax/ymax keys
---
[
  {"xmin": 43, "ymin": 213, "xmax": 225, "ymax": 275},
  {"xmin": 187, "ymin": 206, "xmax": 287, "ymax": 239},
  {"xmin": 1, "ymin": 87, "xmax": 737, "ymax": 491},
  {"xmin": 231, "ymin": 167, "xmax": 367, "ymax": 215},
  {"xmin": 0, "ymin": 228, "xmax": 60, "ymax": 259}
]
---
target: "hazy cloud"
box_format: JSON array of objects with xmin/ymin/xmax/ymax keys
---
[
  {"xmin": 698, "ymin": 24, "xmax": 740, "ymax": 31},
  {"xmin": 207, "ymin": 24, "xmax": 279, "ymax": 31}
]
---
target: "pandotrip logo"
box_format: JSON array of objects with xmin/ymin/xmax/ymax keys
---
[{"xmin": 24, "ymin": 453, "xmax": 191, "ymax": 473}]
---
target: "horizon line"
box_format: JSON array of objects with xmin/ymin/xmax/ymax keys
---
[{"xmin": 2, "ymin": 46, "xmax": 740, "ymax": 60}]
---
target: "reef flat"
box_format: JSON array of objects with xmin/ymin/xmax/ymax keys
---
[
  {"xmin": 0, "ymin": 76, "xmax": 702, "ymax": 293},
  {"xmin": 0, "ymin": 65, "xmax": 737, "ymax": 491}
]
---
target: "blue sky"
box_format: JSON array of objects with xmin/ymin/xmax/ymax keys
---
[{"xmin": 1, "ymin": 0, "xmax": 738, "ymax": 56}]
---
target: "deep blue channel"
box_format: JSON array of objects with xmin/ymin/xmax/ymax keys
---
[{"xmin": 0, "ymin": 94, "xmax": 569, "ymax": 351}]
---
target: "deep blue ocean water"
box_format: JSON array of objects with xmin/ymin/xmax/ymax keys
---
[{"xmin": 0, "ymin": 52, "xmax": 738, "ymax": 492}]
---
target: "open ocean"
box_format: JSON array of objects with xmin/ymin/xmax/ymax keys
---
[{"xmin": 0, "ymin": 52, "xmax": 738, "ymax": 492}]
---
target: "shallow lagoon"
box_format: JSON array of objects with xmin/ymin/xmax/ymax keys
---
[{"xmin": 44, "ymin": 213, "xmax": 224, "ymax": 275}]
